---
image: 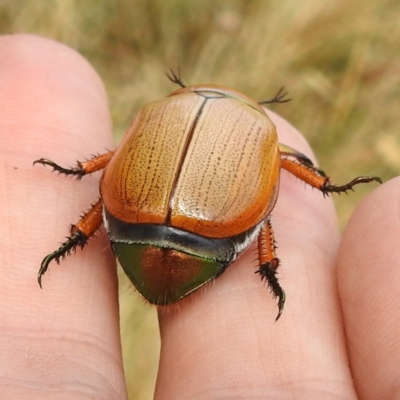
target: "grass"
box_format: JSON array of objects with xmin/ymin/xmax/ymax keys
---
[{"xmin": 1, "ymin": 0, "xmax": 398, "ymax": 398}]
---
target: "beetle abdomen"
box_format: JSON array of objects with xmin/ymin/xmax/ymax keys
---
[
  {"xmin": 105, "ymin": 210, "xmax": 262, "ymax": 305},
  {"xmin": 101, "ymin": 87, "xmax": 280, "ymax": 238}
]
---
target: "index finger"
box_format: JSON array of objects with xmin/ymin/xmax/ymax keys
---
[{"xmin": 0, "ymin": 34, "xmax": 126, "ymax": 399}]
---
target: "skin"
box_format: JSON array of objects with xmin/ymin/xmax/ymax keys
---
[{"xmin": 0, "ymin": 34, "xmax": 398, "ymax": 400}]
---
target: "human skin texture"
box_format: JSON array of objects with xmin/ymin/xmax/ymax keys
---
[{"xmin": 1, "ymin": 34, "xmax": 398, "ymax": 400}]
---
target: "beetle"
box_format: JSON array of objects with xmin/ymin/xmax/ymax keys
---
[{"xmin": 34, "ymin": 72, "xmax": 381, "ymax": 320}]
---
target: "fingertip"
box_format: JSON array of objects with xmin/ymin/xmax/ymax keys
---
[
  {"xmin": 338, "ymin": 176, "xmax": 400, "ymax": 398},
  {"xmin": 0, "ymin": 33, "xmax": 114, "ymax": 287},
  {"xmin": 0, "ymin": 33, "xmax": 112, "ymax": 161}
]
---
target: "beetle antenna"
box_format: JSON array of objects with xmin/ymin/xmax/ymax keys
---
[
  {"xmin": 259, "ymin": 87, "xmax": 291, "ymax": 105},
  {"xmin": 166, "ymin": 68, "xmax": 186, "ymax": 88}
]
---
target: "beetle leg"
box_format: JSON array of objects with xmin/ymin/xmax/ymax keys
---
[
  {"xmin": 38, "ymin": 199, "xmax": 104, "ymax": 287},
  {"xmin": 280, "ymin": 156, "xmax": 381, "ymax": 196},
  {"xmin": 255, "ymin": 218, "xmax": 286, "ymax": 321},
  {"xmin": 33, "ymin": 151, "xmax": 115, "ymax": 179}
]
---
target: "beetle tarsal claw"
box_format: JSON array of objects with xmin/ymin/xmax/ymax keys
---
[
  {"xmin": 37, "ymin": 253, "xmax": 55, "ymax": 288},
  {"xmin": 37, "ymin": 232, "xmax": 87, "ymax": 288},
  {"xmin": 33, "ymin": 158, "xmax": 85, "ymax": 178},
  {"xmin": 322, "ymin": 176, "xmax": 382, "ymax": 195},
  {"xmin": 255, "ymin": 258, "xmax": 285, "ymax": 320},
  {"xmin": 276, "ymin": 290, "xmax": 286, "ymax": 322}
]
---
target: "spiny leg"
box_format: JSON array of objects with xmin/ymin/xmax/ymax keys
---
[
  {"xmin": 38, "ymin": 199, "xmax": 104, "ymax": 287},
  {"xmin": 279, "ymin": 149, "xmax": 381, "ymax": 195},
  {"xmin": 33, "ymin": 151, "xmax": 115, "ymax": 179},
  {"xmin": 255, "ymin": 217, "xmax": 285, "ymax": 321}
]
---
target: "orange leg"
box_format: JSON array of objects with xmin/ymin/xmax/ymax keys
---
[
  {"xmin": 280, "ymin": 157, "xmax": 381, "ymax": 195},
  {"xmin": 38, "ymin": 199, "xmax": 104, "ymax": 287},
  {"xmin": 255, "ymin": 217, "xmax": 285, "ymax": 321},
  {"xmin": 33, "ymin": 151, "xmax": 115, "ymax": 179}
]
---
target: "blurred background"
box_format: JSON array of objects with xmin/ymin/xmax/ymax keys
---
[{"xmin": 1, "ymin": 0, "xmax": 398, "ymax": 398}]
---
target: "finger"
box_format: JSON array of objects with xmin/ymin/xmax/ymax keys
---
[
  {"xmin": 0, "ymin": 34, "xmax": 126, "ymax": 399},
  {"xmin": 338, "ymin": 177, "xmax": 400, "ymax": 400},
  {"xmin": 155, "ymin": 110, "xmax": 357, "ymax": 399}
]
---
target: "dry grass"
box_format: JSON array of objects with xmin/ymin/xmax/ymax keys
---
[{"xmin": 2, "ymin": 0, "xmax": 398, "ymax": 398}]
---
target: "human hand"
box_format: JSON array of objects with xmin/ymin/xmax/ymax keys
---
[{"xmin": 1, "ymin": 34, "xmax": 398, "ymax": 400}]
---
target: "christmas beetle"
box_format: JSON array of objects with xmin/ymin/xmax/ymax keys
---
[{"xmin": 34, "ymin": 72, "xmax": 381, "ymax": 320}]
